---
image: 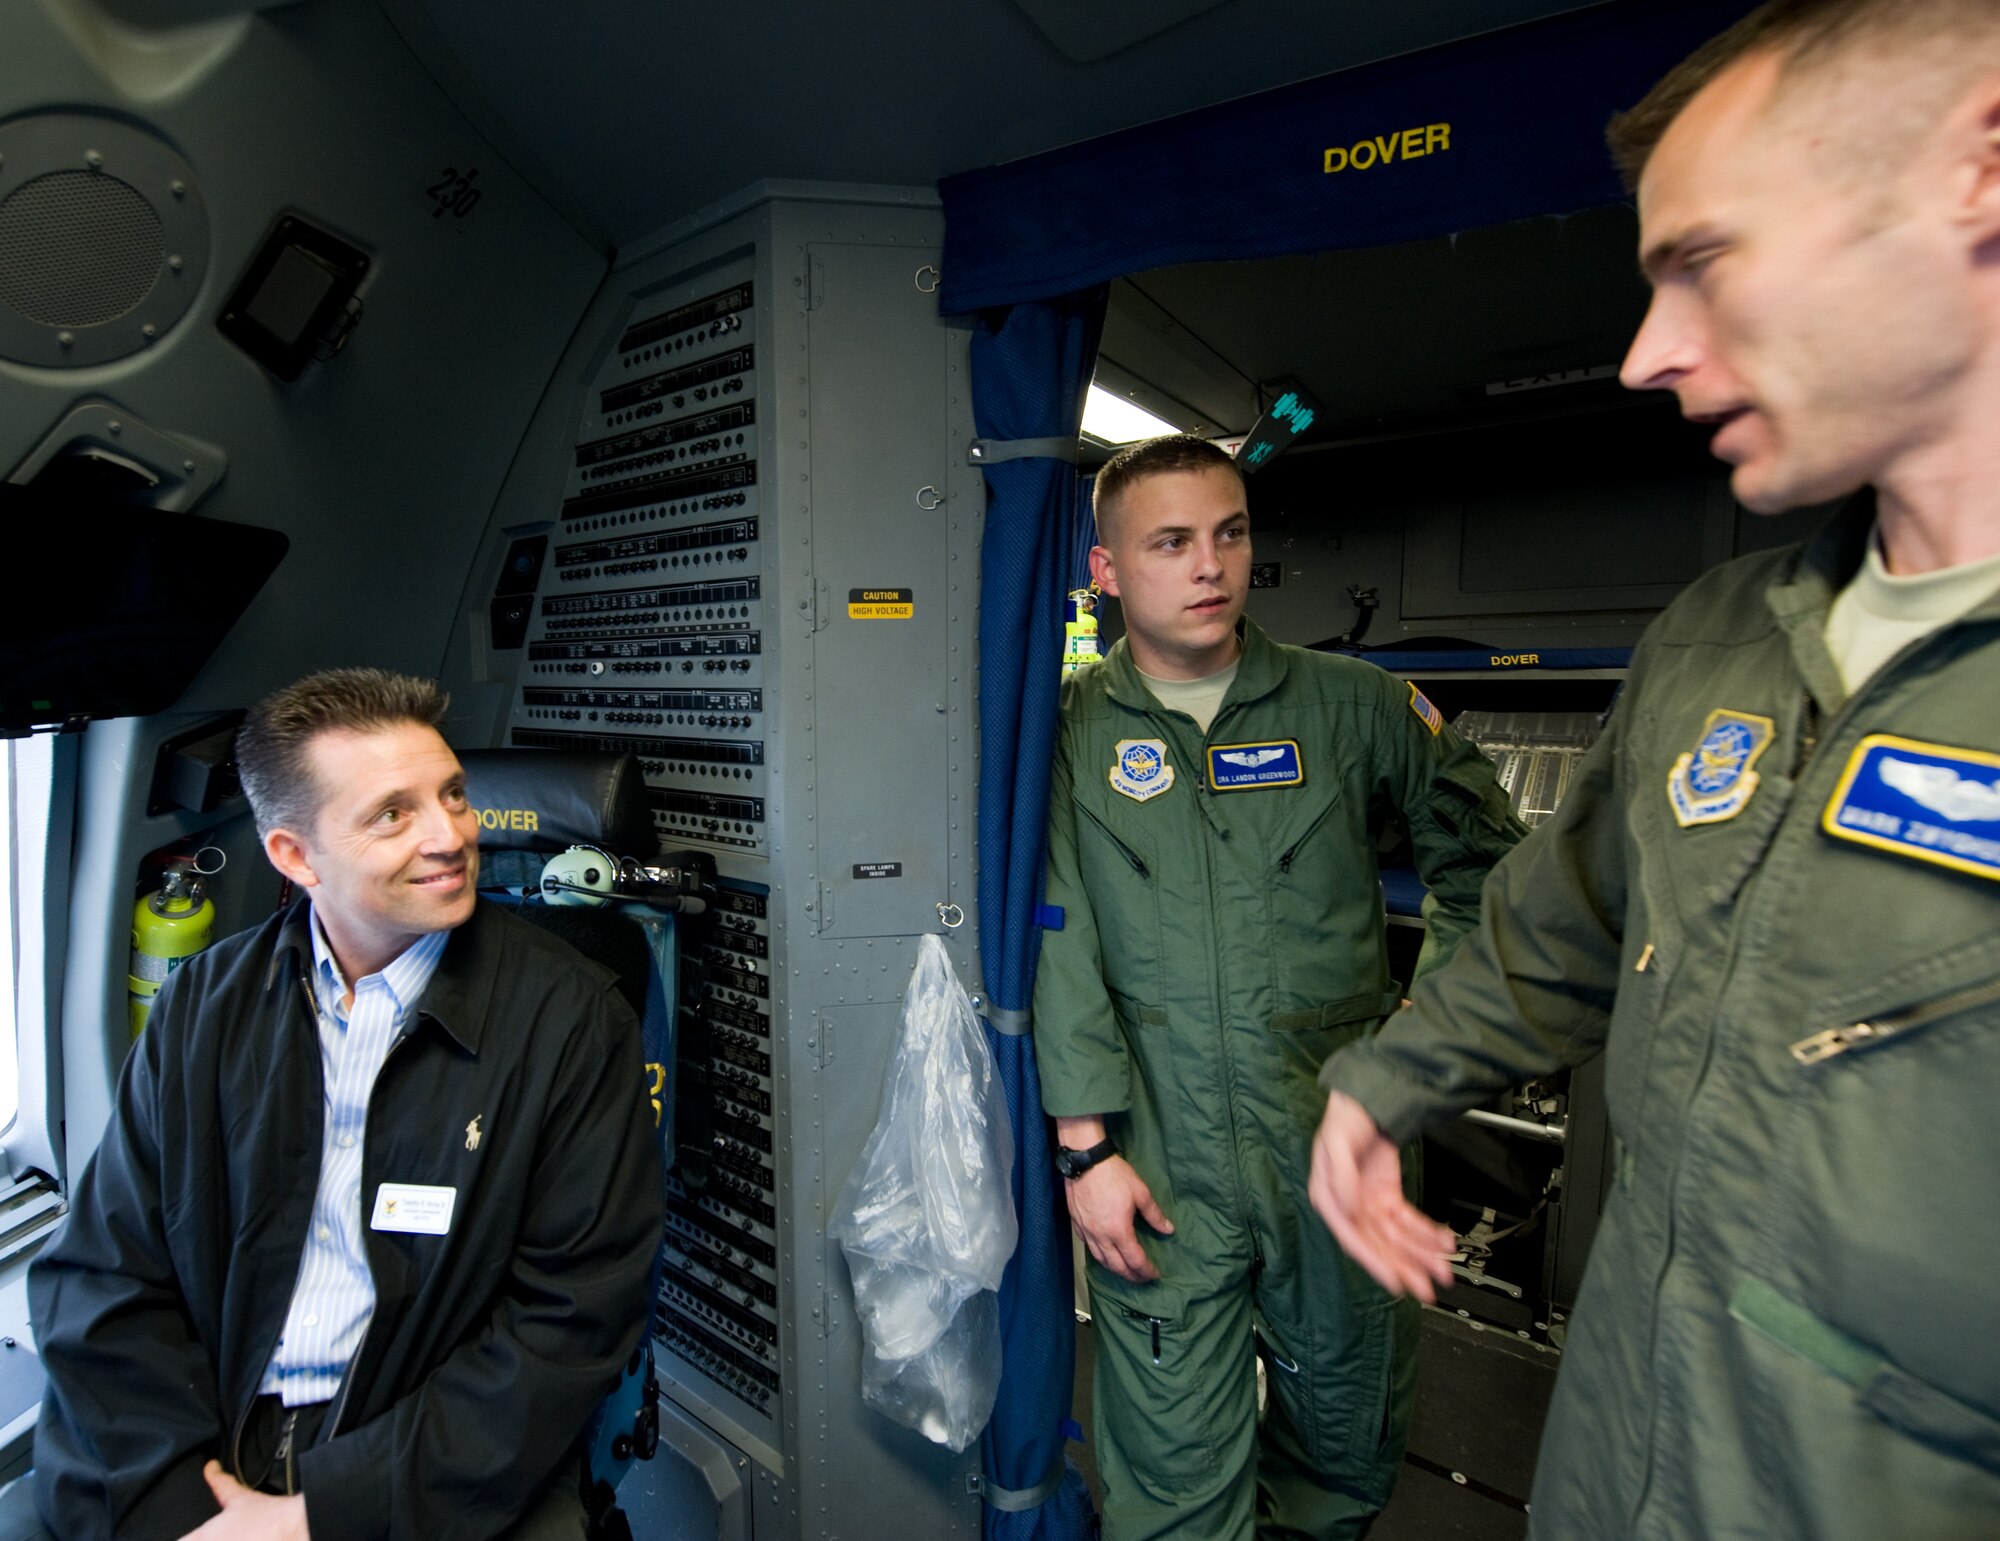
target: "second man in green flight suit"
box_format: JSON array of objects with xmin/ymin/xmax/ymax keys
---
[{"xmin": 1032, "ymin": 435, "xmax": 1524, "ymax": 1539}]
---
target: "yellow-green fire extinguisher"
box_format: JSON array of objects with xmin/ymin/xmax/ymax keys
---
[
  {"xmin": 1063, "ymin": 585, "xmax": 1102, "ymax": 677},
  {"xmin": 129, "ymin": 852, "xmax": 223, "ymax": 1037}
]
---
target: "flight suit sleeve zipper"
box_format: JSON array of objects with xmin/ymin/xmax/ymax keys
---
[{"xmin": 1790, "ymin": 975, "xmax": 2000, "ymax": 1065}]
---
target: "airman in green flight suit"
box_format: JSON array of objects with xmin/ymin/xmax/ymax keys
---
[
  {"xmin": 1312, "ymin": 5, "xmax": 2000, "ymax": 1538},
  {"xmin": 1032, "ymin": 435, "xmax": 1523, "ymax": 1539}
]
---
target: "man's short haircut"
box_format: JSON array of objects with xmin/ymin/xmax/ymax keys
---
[
  {"xmin": 1607, "ymin": 0, "xmax": 2000, "ymax": 190},
  {"xmin": 1092, "ymin": 434, "xmax": 1245, "ymax": 542},
  {"xmin": 236, "ymin": 667, "xmax": 450, "ymax": 838}
]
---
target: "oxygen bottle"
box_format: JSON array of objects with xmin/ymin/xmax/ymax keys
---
[{"xmin": 129, "ymin": 852, "xmax": 222, "ymax": 1037}]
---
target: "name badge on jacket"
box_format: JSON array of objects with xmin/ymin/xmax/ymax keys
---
[
  {"xmin": 371, "ymin": 1183, "xmax": 458, "ymax": 1235},
  {"xmin": 1208, "ymin": 740, "xmax": 1303, "ymax": 790},
  {"xmin": 1823, "ymin": 734, "xmax": 2000, "ymax": 881}
]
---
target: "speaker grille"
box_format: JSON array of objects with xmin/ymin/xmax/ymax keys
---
[{"xmin": 0, "ymin": 171, "xmax": 164, "ymax": 328}]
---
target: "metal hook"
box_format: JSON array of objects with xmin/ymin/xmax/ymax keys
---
[
  {"xmin": 936, "ymin": 901, "xmax": 964, "ymax": 930},
  {"xmin": 913, "ymin": 265, "xmax": 940, "ymax": 294},
  {"xmin": 915, "ymin": 486, "xmax": 944, "ymax": 510}
]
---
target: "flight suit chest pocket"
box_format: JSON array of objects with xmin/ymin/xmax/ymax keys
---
[
  {"xmin": 1266, "ymin": 791, "xmax": 1374, "ymax": 1010},
  {"xmin": 1074, "ymin": 795, "xmax": 1163, "ymax": 997},
  {"xmin": 1755, "ymin": 939, "xmax": 2000, "ymax": 1434},
  {"xmin": 1271, "ymin": 789, "xmax": 1343, "ymax": 877}
]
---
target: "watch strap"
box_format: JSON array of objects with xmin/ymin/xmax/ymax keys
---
[{"xmin": 1056, "ymin": 1135, "xmax": 1118, "ymax": 1179}]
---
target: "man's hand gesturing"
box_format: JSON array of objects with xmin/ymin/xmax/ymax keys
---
[{"xmin": 1308, "ymin": 1091, "xmax": 1456, "ymax": 1302}]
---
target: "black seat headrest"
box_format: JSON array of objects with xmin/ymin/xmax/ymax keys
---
[
  {"xmin": 458, "ymin": 749, "xmax": 654, "ymax": 856},
  {"xmin": 509, "ymin": 907, "xmax": 652, "ymax": 1019}
]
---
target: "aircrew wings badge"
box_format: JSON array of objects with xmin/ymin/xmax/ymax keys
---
[
  {"xmin": 1668, "ymin": 709, "xmax": 1775, "ymax": 827},
  {"xmin": 1109, "ymin": 739, "xmax": 1175, "ymax": 802},
  {"xmin": 1823, "ymin": 734, "xmax": 2000, "ymax": 881}
]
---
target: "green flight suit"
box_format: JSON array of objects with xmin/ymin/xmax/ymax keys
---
[
  {"xmin": 1325, "ymin": 498, "xmax": 2000, "ymax": 1540},
  {"xmin": 1033, "ymin": 620, "xmax": 1524, "ymax": 1541}
]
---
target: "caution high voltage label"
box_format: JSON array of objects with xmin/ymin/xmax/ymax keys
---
[{"xmin": 848, "ymin": 588, "xmax": 914, "ymax": 619}]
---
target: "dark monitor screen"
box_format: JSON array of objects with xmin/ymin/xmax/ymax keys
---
[{"xmin": 0, "ymin": 482, "xmax": 290, "ymax": 737}]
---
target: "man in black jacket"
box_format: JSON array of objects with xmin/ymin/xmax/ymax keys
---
[{"xmin": 29, "ymin": 668, "xmax": 663, "ymax": 1541}]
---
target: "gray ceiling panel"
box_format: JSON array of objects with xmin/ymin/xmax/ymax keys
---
[{"xmin": 387, "ymin": 0, "xmax": 1604, "ymax": 250}]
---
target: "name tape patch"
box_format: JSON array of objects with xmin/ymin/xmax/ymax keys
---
[
  {"xmin": 1823, "ymin": 734, "xmax": 2000, "ymax": 881},
  {"xmin": 1109, "ymin": 739, "xmax": 1175, "ymax": 803},
  {"xmin": 1669, "ymin": 709, "xmax": 1775, "ymax": 828},
  {"xmin": 1208, "ymin": 740, "xmax": 1304, "ymax": 791},
  {"xmin": 371, "ymin": 1183, "xmax": 457, "ymax": 1236}
]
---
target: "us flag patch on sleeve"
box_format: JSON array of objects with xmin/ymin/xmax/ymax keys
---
[{"xmin": 1408, "ymin": 683, "xmax": 1443, "ymax": 736}]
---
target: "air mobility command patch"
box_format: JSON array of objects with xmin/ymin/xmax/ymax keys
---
[
  {"xmin": 1823, "ymin": 735, "xmax": 2000, "ymax": 881},
  {"xmin": 1408, "ymin": 683, "xmax": 1443, "ymax": 736},
  {"xmin": 1668, "ymin": 709, "xmax": 1775, "ymax": 827},
  {"xmin": 1208, "ymin": 740, "xmax": 1303, "ymax": 791},
  {"xmin": 1110, "ymin": 739, "xmax": 1175, "ymax": 803}
]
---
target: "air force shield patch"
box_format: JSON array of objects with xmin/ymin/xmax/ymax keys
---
[
  {"xmin": 1668, "ymin": 709, "xmax": 1775, "ymax": 828},
  {"xmin": 1823, "ymin": 735, "xmax": 2000, "ymax": 881},
  {"xmin": 1110, "ymin": 739, "xmax": 1175, "ymax": 802}
]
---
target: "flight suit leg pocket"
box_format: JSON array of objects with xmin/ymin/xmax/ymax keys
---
[
  {"xmin": 1260, "ymin": 1286, "xmax": 1413, "ymax": 1509},
  {"xmin": 1087, "ymin": 1270, "xmax": 1254, "ymax": 1508}
]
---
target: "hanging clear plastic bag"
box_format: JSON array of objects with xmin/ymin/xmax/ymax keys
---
[{"xmin": 829, "ymin": 933, "xmax": 1018, "ymax": 1451}]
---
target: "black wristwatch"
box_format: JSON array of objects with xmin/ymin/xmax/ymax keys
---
[{"xmin": 1054, "ymin": 1135, "xmax": 1119, "ymax": 1180}]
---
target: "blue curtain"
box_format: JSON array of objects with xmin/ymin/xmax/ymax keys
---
[{"xmin": 973, "ymin": 288, "xmax": 1107, "ymax": 1540}]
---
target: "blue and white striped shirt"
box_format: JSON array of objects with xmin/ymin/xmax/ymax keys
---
[{"xmin": 259, "ymin": 913, "xmax": 450, "ymax": 1406}]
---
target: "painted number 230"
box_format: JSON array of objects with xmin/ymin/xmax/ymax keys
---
[{"xmin": 426, "ymin": 166, "xmax": 482, "ymax": 221}]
